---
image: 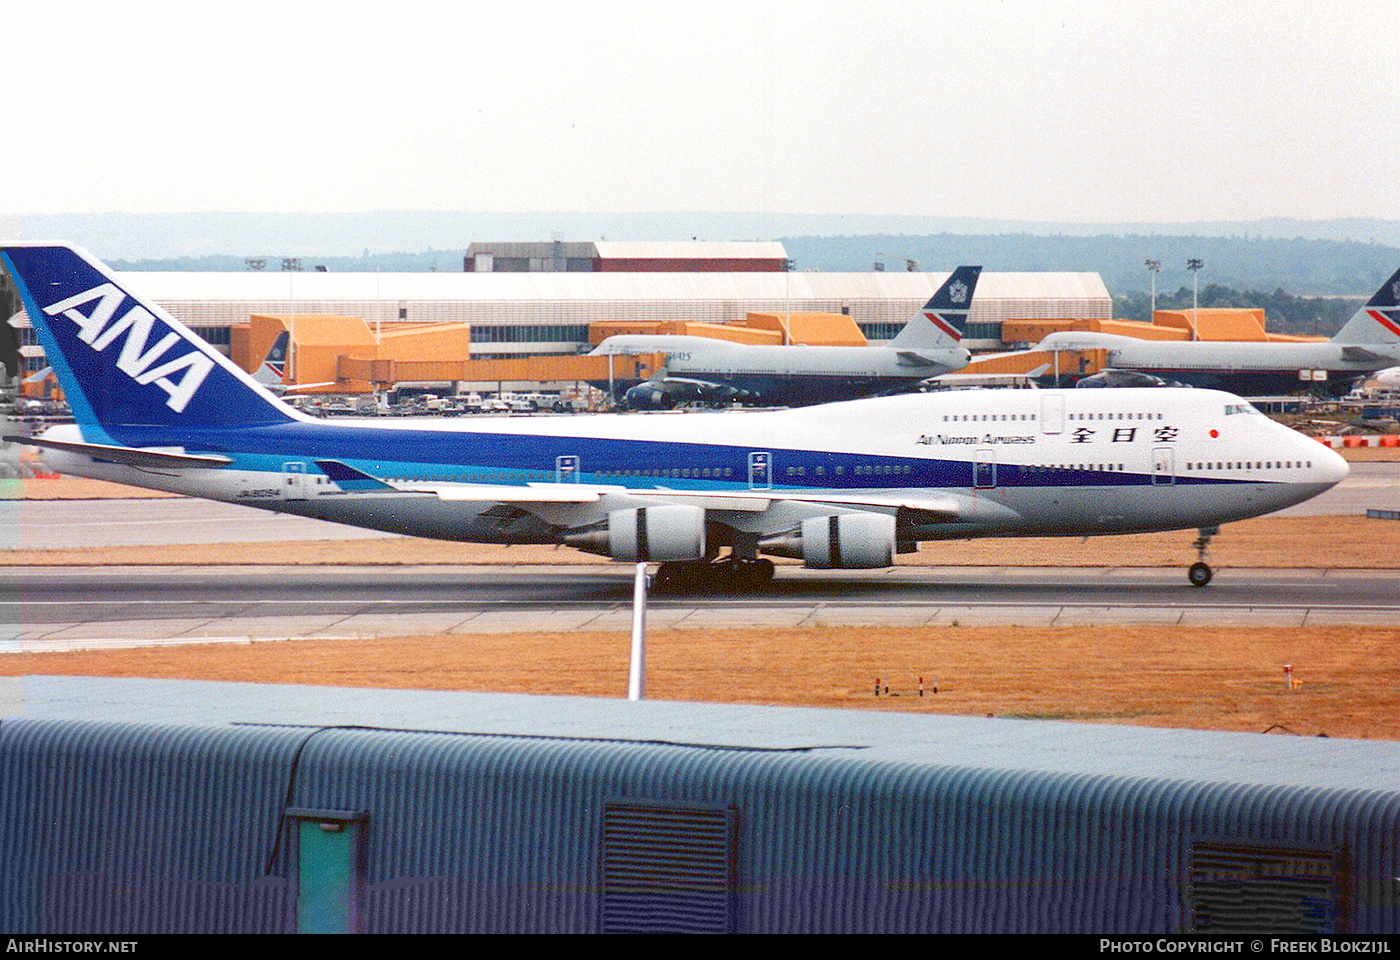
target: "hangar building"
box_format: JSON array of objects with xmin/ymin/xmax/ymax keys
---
[{"xmin": 9, "ymin": 266, "xmax": 1114, "ymax": 380}]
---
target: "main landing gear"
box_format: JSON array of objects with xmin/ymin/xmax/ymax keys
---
[
  {"xmin": 1188, "ymin": 525, "xmax": 1219, "ymax": 588},
  {"xmin": 653, "ymin": 556, "xmax": 776, "ymax": 593}
]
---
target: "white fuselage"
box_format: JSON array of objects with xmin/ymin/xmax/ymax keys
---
[
  {"xmin": 38, "ymin": 388, "xmax": 1347, "ymax": 548},
  {"xmin": 1035, "ymin": 331, "xmax": 1400, "ymax": 394},
  {"xmin": 590, "ymin": 335, "xmax": 970, "ymax": 404}
]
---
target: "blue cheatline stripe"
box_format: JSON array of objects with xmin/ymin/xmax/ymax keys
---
[{"xmin": 110, "ymin": 420, "xmax": 1252, "ymax": 493}]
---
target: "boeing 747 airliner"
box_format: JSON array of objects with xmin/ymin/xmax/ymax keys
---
[
  {"xmin": 590, "ymin": 266, "xmax": 981, "ymax": 408},
  {"xmin": 2, "ymin": 245, "xmax": 1348, "ymax": 588}
]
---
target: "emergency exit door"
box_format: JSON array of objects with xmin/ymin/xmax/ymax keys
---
[
  {"xmin": 1152, "ymin": 447, "xmax": 1175, "ymax": 486},
  {"xmin": 748, "ymin": 452, "xmax": 771, "ymax": 490}
]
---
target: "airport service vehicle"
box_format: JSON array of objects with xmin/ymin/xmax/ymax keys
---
[
  {"xmin": 590, "ymin": 267, "xmax": 981, "ymax": 408},
  {"xmin": 1021, "ymin": 271, "xmax": 1400, "ymax": 395},
  {"xmin": 1, "ymin": 245, "xmax": 1348, "ymax": 588}
]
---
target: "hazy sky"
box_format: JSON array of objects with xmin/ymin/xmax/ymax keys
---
[{"xmin": 3, "ymin": 0, "xmax": 1397, "ymax": 223}]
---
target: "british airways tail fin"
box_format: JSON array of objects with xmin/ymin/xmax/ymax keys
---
[
  {"xmin": 0, "ymin": 244, "xmax": 296, "ymax": 438},
  {"xmin": 1332, "ymin": 266, "xmax": 1400, "ymax": 345},
  {"xmin": 889, "ymin": 265, "xmax": 982, "ymax": 348}
]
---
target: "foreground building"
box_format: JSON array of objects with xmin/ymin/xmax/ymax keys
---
[{"xmin": 2, "ymin": 677, "xmax": 1396, "ymax": 934}]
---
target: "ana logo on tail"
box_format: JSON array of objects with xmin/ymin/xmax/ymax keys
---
[{"xmin": 44, "ymin": 282, "xmax": 214, "ymax": 412}]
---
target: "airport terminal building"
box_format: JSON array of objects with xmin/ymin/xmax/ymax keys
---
[{"xmin": 9, "ymin": 262, "xmax": 1112, "ymax": 378}]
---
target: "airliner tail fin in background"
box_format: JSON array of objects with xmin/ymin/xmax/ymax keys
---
[
  {"xmin": 890, "ymin": 265, "xmax": 982, "ymax": 349},
  {"xmin": 1333, "ymin": 266, "xmax": 1400, "ymax": 345},
  {"xmin": 0, "ymin": 244, "xmax": 295, "ymax": 437}
]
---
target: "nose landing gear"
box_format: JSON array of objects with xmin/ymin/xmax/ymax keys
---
[{"xmin": 1188, "ymin": 525, "xmax": 1219, "ymax": 587}]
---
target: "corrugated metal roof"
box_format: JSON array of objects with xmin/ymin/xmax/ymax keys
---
[
  {"xmin": 6, "ymin": 676, "xmax": 1399, "ymax": 934},
  {"xmin": 6, "ymin": 676, "xmax": 1395, "ymax": 793}
]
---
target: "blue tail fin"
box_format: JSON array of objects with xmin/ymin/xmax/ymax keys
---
[
  {"xmin": 890, "ymin": 265, "xmax": 982, "ymax": 348},
  {"xmin": 0, "ymin": 245, "xmax": 294, "ymax": 437}
]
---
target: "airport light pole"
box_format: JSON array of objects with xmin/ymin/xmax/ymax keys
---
[
  {"xmin": 784, "ymin": 258, "xmax": 792, "ymax": 346},
  {"xmin": 628, "ymin": 562, "xmax": 648, "ymax": 701},
  {"xmin": 1186, "ymin": 258, "xmax": 1204, "ymax": 341},
  {"xmin": 282, "ymin": 258, "xmax": 302, "ymax": 383},
  {"xmin": 1145, "ymin": 259, "xmax": 1162, "ymax": 323}
]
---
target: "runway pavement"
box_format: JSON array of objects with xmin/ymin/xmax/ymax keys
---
[
  {"xmin": 1, "ymin": 462, "xmax": 1396, "ymax": 650},
  {"xmin": 3, "ymin": 564, "xmax": 1399, "ymax": 652}
]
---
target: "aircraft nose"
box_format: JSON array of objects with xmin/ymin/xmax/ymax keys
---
[{"xmin": 1316, "ymin": 445, "xmax": 1350, "ymax": 486}]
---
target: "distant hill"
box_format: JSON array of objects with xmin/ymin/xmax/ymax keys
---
[
  {"xmin": 781, "ymin": 233, "xmax": 1400, "ymax": 296},
  {"xmin": 9, "ymin": 210, "xmax": 1394, "ymax": 297}
]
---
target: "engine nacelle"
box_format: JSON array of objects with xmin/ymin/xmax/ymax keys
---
[
  {"xmin": 607, "ymin": 504, "xmax": 707, "ymax": 561},
  {"xmin": 761, "ymin": 513, "xmax": 897, "ymax": 569},
  {"xmin": 623, "ymin": 384, "xmax": 673, "ymax": 410}
]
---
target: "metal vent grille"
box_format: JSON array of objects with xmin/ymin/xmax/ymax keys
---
[
  {"xmin": 602, "ymin": 802, "xmax": 738, "ymax": 934},
  {"xmin": 1190, "ymin": 842, "xmax": 1344, "ymax": 934}
]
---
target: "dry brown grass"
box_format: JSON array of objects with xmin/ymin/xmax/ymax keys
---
[{"xmin": 5, "ymin": 624, "xmax": 1398, "ymax": 740}]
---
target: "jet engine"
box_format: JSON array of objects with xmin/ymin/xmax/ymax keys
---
[
  {"xmin": 622, "ymin": 384, "xmax": 673, "ymax": 410},
  {"xmin": 759, "ymin": 512, "xmax": 896, "ymax": 569},
  {"xmin": 564, "ymin": 504, "xmax": 707, "ymax": 561}
]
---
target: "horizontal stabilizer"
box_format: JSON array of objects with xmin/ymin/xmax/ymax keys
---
[
  {"xmin": 3, "ymin": 435, "xmax": 233, "ymax": 469},
  {"xmin": 1341, "ymin": 345, "xmax": 1391, "ymax": 362},
  {"xmin": 896, "ymin": 351, "xmax": 945, "ymax": 367}
]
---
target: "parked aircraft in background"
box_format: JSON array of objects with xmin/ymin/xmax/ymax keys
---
[
  {"xmin": 1016, "ymin": 268, "xmax": 1400, "ymax": 396},
  {"xmin": 590, "ymin": 266, "xmax": 982, "ymax": 408},
  {"xmin": 251, "ymin": 330, "xmax": 336, "ymax": 395},
  {"xmin": 1, "ymin": 245, "xmax": 1347, "ymax": 589},
  {"xmin": 1374, "ymin": 366, "xmax": 1400, "ymax": 389},
  {"xmin": 1075, "ymin": 370, "xmax": 1178, "ymax": 389}
]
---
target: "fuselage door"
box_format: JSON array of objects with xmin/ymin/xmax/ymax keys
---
[
  {"xmin": 974, "ymin": 448, "xmax": 997, "ymax": 489},
  {"xmin": 748, "ymin": 451, "xmax": 772, "ymax": 490},
  {"xmin": 555, "ymin": 455, "xmax": 579, "ymax": 483},
  {"xmin": 1152, "ymin": 447, "xmax": 1175, "ymax": 486},
  {"xmin": 282, "ymin": 461, "xmax": 309, "ymax": 500},
  {"xmin": 1041, "ymin": 395, "xmax": 1065, "ymax": 435}
]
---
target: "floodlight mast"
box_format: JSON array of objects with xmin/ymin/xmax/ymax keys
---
[
  {"xmin": 1186, "ymin": 258, "xmax": 1204, "ymax": 341},
  {"xmin": 1145, "ymin": 259, "xmax": 1162, "ymax": 324}
]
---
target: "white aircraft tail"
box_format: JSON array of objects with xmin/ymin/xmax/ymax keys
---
[
  {"xmin": 889, "ymin": 266, "xmax": 982, "ymax": 348},
  {"xmin": 1333, "ymin": 267, "xmax": 1400, "ymax": 344}
]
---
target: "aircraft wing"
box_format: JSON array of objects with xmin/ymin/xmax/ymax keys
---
[
  {"xmin": 313, "ymin": 456, "xmax": 993, "ymax": 530},
  {"xmin": 895, "ymin": 350, "xmax": 946, "ymax": 368},
  {"xmin": 397, "ymin": 481, "xmax": 970, "ymax": 523},
  {"xmin": 278, "ymin": 381, "xmax": 339, "ymax": 394},
  {"xmin": 3, "ymin": 435, "xmax": 234, "ymax": 469}
]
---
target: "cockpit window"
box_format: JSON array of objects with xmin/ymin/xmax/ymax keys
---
[{"xmin": 1224, "ymin": 403, "xmax": 1262, "ymax": 416}]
